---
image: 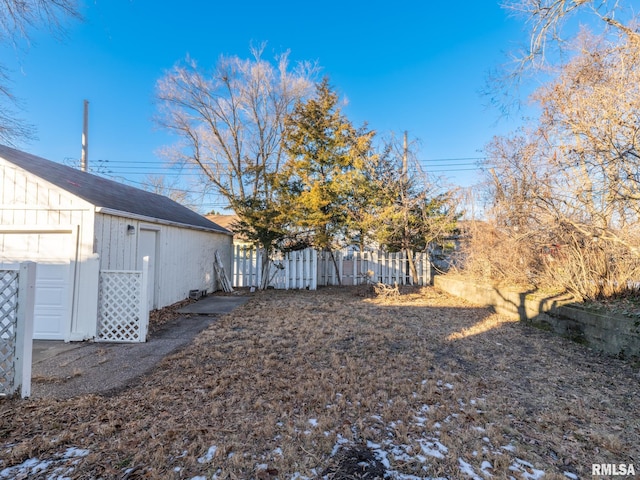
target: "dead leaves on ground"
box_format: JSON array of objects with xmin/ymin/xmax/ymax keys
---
[{"xmin": 1, "ymin": 287, "xmax": 638, "ymax": 479}]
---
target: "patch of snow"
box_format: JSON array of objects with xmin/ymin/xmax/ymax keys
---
[
  {"xmin": 273, "ymin": 447, "xmax": 283, "ymax": 456},
  {"xmin": 0, "ymin": 446, "xmax": 89, "ymax": 479},
  {"xmin": 330, "ymin": 434, "xmax": 350, "ymax": 457},
  {"xmin": 197, "ymin": 445, "xmax": 218, "ymax": 464},
  {"xmin": 413, "ymin": 415, "xmax": 427, "ymax": 425},
  {"xmin": 480, "ymin": 460, "xmax": 493, "ymax": 477},
  {"xmin": 443, "ymin": 413, "xmax": 459, "ymax": 423},
  {"xmin": 418, "ymin": 439, "xmax": 448, "ymax": 459},
  {"xmin": 63, "ymin": 447, "xmax": 90, "ymax": 458},
  {"xmin": 308, "ymin": 418, "xmax": 318, "ymax": 427},
  {"xmin": 563, "ymin": 472, "xmax": 578, "ymax": 479},
  {"xmin": 501, "ymin": 444, "xmax": 516, "ymax": 452},
  {"xmin": 458, "ymin": 458, "xmax": 483, "ymax": 480},
  {"xmin": 366, "ymin": 440, "xmax": 391, "ymax": 469},
  {"xmin": 509, "ymin": 458, "xmax": 545, "ymax": 480}
]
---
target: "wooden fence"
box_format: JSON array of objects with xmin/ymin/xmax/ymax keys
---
[
  {"xmin": 232, "ymin": 246, "xmax": 431, "ymax": 290},
  {"xmin": 233, "ymin": 246, "xmax": 317, "ymax": 290},
  {"xmin": 317, "ymin": 249, "xmax": 431, "ymax": 287}
]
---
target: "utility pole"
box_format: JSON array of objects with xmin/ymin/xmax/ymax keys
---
[
  {"xmin": 81, "ymin": 100, "xmax": 89, "ymax": 172},
  {"xmin": 402, "ymin": 130, "xmax": 408, "ymax": 181},
  {"xmin": 402, "ymin": 130, "xmax": 416, "ymax": 285}
]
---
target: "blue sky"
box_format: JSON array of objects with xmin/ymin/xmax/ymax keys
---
[{"xmin": 3, "ymin": 1, "xmax": 530, "ymax": 212}]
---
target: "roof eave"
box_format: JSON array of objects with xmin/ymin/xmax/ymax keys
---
[{"xmin": 95, "ymin": 207, "xmax": 233, "ymax": 236}]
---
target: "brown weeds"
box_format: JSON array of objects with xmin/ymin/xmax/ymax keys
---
[{"xmin": 0, "ymin": 287, "xmax": 638, "ymax": 479}]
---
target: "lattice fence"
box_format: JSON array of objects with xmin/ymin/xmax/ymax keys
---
[
  {"xmin": 0, "ymin": 270, "xmax": 19, "ymax": 395},
  {"xmin": 97, "ymin": 269, "xmax": 148, "ymax": 343}
]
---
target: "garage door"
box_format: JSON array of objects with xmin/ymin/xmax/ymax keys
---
[{"xmin": 0, "ymin": 230, "xmax": 75, "ymax": 340}]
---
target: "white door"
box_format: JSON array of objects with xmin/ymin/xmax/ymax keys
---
[
  {"xmin": 139, "ymin": 229, "xmax": 157, "ymax": 310},
  {"xmin": 32, "ymin": 263, "xmax": 70, "ymax": 340},
  {"xmin": 0, "ymin": 230, "xmax": 75, "ymax": 340}
]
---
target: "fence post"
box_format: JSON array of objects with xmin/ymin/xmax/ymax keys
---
[
  {"xmin": 139, "ymin": 256, "xmax": 150, "ymax": 342},
  {"xmin": 233, "ymin": 245, "xmax": 239, "ymax": 287},
  {"xmin": 310, "ymin": 249, "xmax": 318, "ymax": 290},
  {"xmin": 15, "ymin": 262, "xmax": 36, "ymax": 398},
  {"xmin": 302, "ymin": 250, "xmax": 308, "ymax": 289}
]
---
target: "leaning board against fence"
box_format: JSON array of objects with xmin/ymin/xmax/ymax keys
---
[{"xmin": 97, "ymin": 263, "xmax": 149, "ymax": 343}]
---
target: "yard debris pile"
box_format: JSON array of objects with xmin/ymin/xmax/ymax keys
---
[
  {"xmin": 320, "ymin": 444, "xmax": 386, "ymax": 479},
  {"xmin": 1, "ymin": 287, "xmax": 638, "ymax": 479}
]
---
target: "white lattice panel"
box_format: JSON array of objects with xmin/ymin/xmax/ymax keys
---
[
  {"xmin": 98, "ymin": 271, "xmax": 145, "ymax": 343},
  {"xmin": 0, "ymin": 270, "xmax": 19, "ymax": 394}
]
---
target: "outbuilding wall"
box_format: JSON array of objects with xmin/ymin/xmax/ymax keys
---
[
  {"xmin": 0, "ymin": 159, "xmax": 99, "ymax": 341},
  {"xmin": 95, "ymin": 213, "xmax": 233, "ymax": 309}
]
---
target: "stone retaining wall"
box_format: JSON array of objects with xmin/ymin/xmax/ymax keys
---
[{"xmin": 434, "ymin": 275, "xmax": 640, "ymax": 358}]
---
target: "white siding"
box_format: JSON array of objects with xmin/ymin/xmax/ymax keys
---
[
  {"xmin": 0, "ymin": 159, "xmax": 98, "ymax": 341},
  {"xmin": 93, "ymin": 214, "xmax": 138, "ymax": 270},
  {"xmin": 95, "ymin": 213, "xmax": 232, "ymax": 310}
]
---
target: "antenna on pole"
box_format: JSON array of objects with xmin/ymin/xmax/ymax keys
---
[{"xmin": 81, "ymin": 99, "xmax": 89, "ymax": 172}]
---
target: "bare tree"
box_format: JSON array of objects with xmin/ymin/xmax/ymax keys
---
[
  {"xmin": 534, "ymin": 32, "xmax": 640, "ymax": 250},
  {"xmin": 155, "ymin": 45, "xmax": 316, "ymax": 288},
  {"xmin": 473, "ymin": 30, "xmax": 640, "ymax": 299},
  {"xmin": 0, "ymin": 0, "xmax": 79, "ymax": 43},
  {"xmin": 503, "ymin": 0, "xmax": 637, "ymax": 69},
  {"xmin": 0, "ymin": 0, "xmax": 80, "ymax": 144},
  {"xmin": 365, "ymin": 134, "xmax": 459, "ymax": 282},
  {"xmin": 142, "ymin": 174, "xmax": 194, "ymax": 209}
]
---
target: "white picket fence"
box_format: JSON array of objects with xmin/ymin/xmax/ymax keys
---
[
  {"xmin": 0, "ymin": 263, "xmax": 36, "ymax": 398},
  {"xmin": 233, "ymin": 246, "xmax": 432, "ymax": 290}
]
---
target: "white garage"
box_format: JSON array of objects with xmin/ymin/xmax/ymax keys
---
[
  {"xmin": 0, "ymin": 145, "xmax": 233, "ymax": 342},
  {"xmin": 0, "ymin": 230, "xmax": 75, "ymax": 340}
]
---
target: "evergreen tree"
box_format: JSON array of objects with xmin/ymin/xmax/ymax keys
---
[{"xmin": 278, "ymin": 79, "xmax": 375, "ymax": 281}]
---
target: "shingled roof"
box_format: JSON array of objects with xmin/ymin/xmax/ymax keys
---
[{"xmin": 0, "ymin": 145, "xmax": 230, "ymax": 234}]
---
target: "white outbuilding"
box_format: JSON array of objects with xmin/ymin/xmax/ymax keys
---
[{"xmin": 0, "ymin": 145, "xmax": 233, "ymax": 341}]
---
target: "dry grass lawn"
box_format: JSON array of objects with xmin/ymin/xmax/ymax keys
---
[{"xmin": 1, "ymin": 286, "xmax": 638, "ymax": 479}]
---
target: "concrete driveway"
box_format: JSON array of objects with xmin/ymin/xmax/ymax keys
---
[{"xmin": 30, "ymin": 294, "xmax": 251, "ymax": 399}]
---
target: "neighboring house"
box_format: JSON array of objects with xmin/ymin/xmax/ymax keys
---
[
  {"xmin": 0, "ymin": 145, "xmax": 232, "ymax": 341},
  {"xmin": 205, "ymin": 214, "xmax": 251, "ymax": 246}
]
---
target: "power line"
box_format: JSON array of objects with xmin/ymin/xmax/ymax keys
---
[{"xmin": 418, "ymin": 157, "xmax": 487, "ymax": 163}]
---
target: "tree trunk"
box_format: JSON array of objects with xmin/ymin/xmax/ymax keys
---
[
  {"xmin": 329, "ymin": 250, "xmax": 342, "ymax": 286},
  {"xmin": 259, "ymin": 248, "xmax": 271, "ymax": 290},
  {"xmin": 405, "ymin": 248, "xmax": 418, "ymax": 285}
]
